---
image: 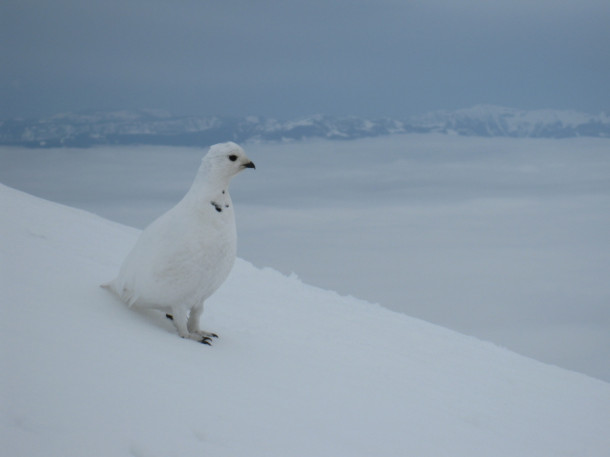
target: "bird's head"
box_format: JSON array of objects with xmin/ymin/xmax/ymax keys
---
[{"xmin": 202, "ymin": 142, "xmax": 256, "ymax": 179}]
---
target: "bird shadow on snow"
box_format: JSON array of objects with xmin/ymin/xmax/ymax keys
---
[
  {"xmin": 132, "ymin": 308, "xmax": 177, "ymax": 335},
  {"xmin": 99, "ymin": 287, "xmax": 177, "ymax": 338}
]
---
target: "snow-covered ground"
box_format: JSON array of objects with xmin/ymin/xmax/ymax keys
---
[
  {"xmin": 1, "ymin": 182, "xmax": 609, "ymax": 456},
  {"xmin": 1, "ymin": 134, "xmax": 609, "ymax": 383}
]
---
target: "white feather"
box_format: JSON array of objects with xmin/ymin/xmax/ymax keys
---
[{"xmin": 103, "ymin": 142, "xmax": 255, "ymax": 343}]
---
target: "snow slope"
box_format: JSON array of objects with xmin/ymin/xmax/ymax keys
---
[{"xmin": 1, "ymin": 183, "xmax": 609, "ymax": 456}]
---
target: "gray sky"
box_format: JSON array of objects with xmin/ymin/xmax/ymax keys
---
[{"xmin": 1, "ymin": 0, "xmax": 609, "ymax": 119}]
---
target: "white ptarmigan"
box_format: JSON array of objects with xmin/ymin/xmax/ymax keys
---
[{"xmin": 103, "ymin": 142, "xmax": 255, "ymax": 344}]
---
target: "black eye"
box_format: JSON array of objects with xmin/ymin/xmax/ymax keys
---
[{"xmin": 228, "ymin": 155, "xmax": 238, "ymax": 162}]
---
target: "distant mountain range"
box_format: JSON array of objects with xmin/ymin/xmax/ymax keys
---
[{"xmin": 1, "ymin": 105, "xmax": 609, "ymax": 147}]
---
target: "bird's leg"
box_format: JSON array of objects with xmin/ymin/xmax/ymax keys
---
[
  {"xmin": 168, "ymin": 307, "xmax": 192, "ymax": 339},
  {"xmin": 168, "ymin": 307, "xmax": 211, "ymax": 345},
  {"xmin": 187, "ymin": 303, "xmax": 219, "ymax": 344}
]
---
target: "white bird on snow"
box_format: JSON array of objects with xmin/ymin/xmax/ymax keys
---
[{"xmin": 102, "ymin": 142, "xmax": 255, "ymax": 345}]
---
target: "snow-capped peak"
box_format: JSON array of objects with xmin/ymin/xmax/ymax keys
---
[{"xmin": 1, "ymin": 106, "xmax": 609, "ymax": 147}]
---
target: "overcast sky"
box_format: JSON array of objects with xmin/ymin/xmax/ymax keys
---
[{"xmin": 1, "ymin": 0, "xmax": 609, "ymax": 119}]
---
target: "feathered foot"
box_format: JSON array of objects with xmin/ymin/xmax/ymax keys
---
[
  {"xmin": 166, "ymin": 310, "xmax": 218, "ymax": 345},
  {"xmin": 194, "ymin": 330, "xmax": 219, "ymax": 345},
  {"xmin": 185, "ymin": 331, "xmax": 219, "ymax": 345}
]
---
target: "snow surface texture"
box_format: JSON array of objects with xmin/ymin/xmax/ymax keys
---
[
  {"xmin": 103, "ymin": 142, "xmax": 255, "ymax": 343},
  {"xmin": 1, "ymin": 183, "xmax": 609, "ymax": 456}
]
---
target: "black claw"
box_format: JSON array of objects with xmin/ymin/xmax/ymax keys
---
[
  {"xmin": 200, "ymin": 338, "xmax": 212, "ymax": 346},
  {"xmin": 166, "ymin": 314, "xmax": 174, "ymax": 321},
  {"xmin": 211, "ymin": 333, "xmax": 219, "ymax": 338}
]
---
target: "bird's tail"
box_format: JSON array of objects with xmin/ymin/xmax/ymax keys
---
[
  {"xmin": 100, "ymin": 279, "xmax": 138, "ymax": 307},
  {"xmin": 100, "ymin": 280, "xmax": 117, "ymax": 294}
]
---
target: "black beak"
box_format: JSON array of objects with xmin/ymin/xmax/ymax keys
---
[{"xmin": 243, "ymin": 161, "xmax": 256, "ymax": 169}]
